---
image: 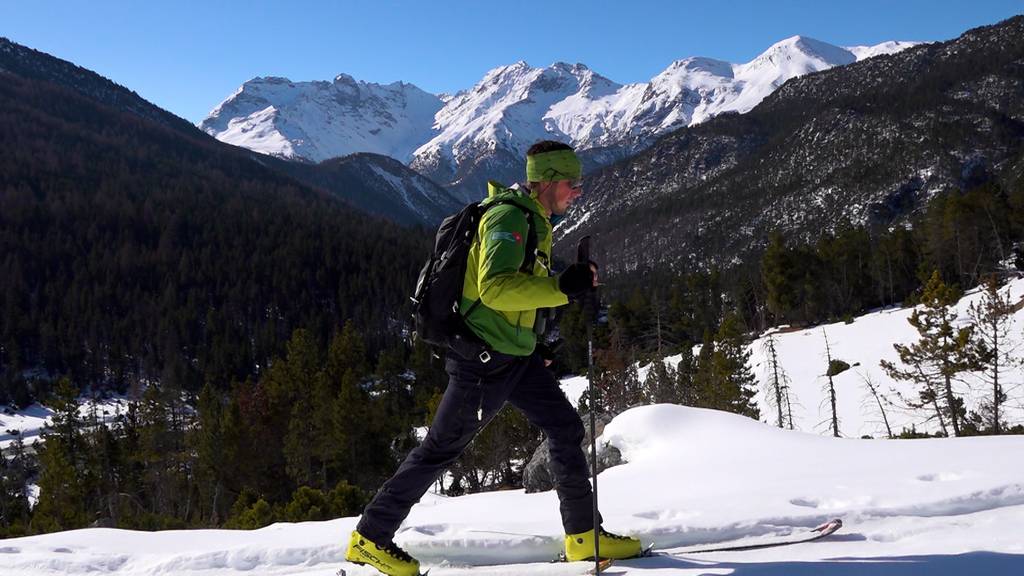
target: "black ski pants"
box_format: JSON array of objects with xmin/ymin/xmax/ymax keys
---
[{"xmin": 356, "ymin": 349, "xmax": 599, "ymax": 543}]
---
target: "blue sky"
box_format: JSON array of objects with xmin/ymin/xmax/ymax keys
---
[{"xmin": 2, "ymin": 0, "xmax": 1022, "ymax": 123}]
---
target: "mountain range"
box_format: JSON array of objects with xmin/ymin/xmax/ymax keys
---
[
  {"xmin": 555, "ymin": 16, "xmax": 1024, "ymax": 273},
  {"xmin": 0, "ymin": 37, "xmax": 458, "ymax": 228},
  {"xmin": 201, "ymin": 37, "xmax": 917, "ymax": 202}
]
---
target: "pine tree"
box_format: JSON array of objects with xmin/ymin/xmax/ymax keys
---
[
  {"xmin": 194, "ymin": 382, "xmax": 227, "ymax": 524},
  {"xmin": 600, "ymin": 362, "xmax": 643, "ymax": 415},
  {"xmin": 762, "ymin": 231, "xmax": 802, "ymax": 323},
  {"xmin": 643, "ymin": 358, "xmax": 680, "ymax": 404},
  {"xmin": 881, "ymin": 271, "xmax": 982, "ymax": 436},
  {"xmin": 966, "ymin": 275, "xmax": 1016, "ymax": 434},
  {"xmin": 0, "ymin": 432, "xmax": 32, "ymax": 537},
  {"xmin": 674, "ymin": 344, "xmax": 698, "ymax": 406},
  {"xmin": 271, "ymin": 329, "xmax": 322, "ymax": 490},
  {"xmin": 703, "ymin": 314, "xmax": 760, "ymax": 419},
  {"xmin": 32, "ymin": 378, "xmax": 90, "ymax": 532}
]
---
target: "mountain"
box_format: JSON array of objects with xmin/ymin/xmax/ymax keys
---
[
  {"xmin": 0, "ymin": 37, "xmax": 431, "ymax": 397},
  {"xmin": 0, "ymin": 37, "xmax": 198, "ymax": 136},
  {"xmin": 200, "ymin": 75, "xmax": 443, "ymax": 163},
  {"xmin": 554, "ymin": 16, "xmax": 1024, "ymax": 274},
  {"xmin": 414, "ymin": 37, "xmax": 918, "ymax": 202},
  {"xmin": 204, "ymin": 37, "xmax": 915, "ymax": 202},
  {"xmin": 264, "ymin": 152, "xmax": 462, "ymax": 227},
  {"xmin": 0, "ymin": 38, "xmax": 458, "ymax": 228}
]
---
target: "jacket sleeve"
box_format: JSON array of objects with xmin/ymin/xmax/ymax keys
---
[{"xmin": 476, "ymin": 205, "xmax": 569, "ymax": 311}]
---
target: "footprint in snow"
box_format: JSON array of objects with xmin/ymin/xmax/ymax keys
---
[{"xmin": 917, "ymin": 472, "xmax": 964, "ymax": 482}]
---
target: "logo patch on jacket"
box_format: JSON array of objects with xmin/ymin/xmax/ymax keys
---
[{"xmin": 490, "ymin": 231, "xmax": 523, "ymax": 244}]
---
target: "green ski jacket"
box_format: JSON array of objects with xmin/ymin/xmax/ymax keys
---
[{"xmin": 460, "ymin": 182, "xmax": 569, "ymax": 356}]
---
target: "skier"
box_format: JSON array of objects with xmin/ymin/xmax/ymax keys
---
[{"xmin": 345, "ymin": 141, "xmax": 642, "ymax": 576}]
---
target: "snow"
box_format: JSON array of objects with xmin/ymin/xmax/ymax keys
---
[
  {"xmin": 845, "ymin": 41, "xmax": 924, "ymax": 61},
  {"xmin": 199, "ymin": 76, "xmax": 443, "ymax": 163},
  {"xmin": 3, "ymin": 405, "xmax": 1022, "ymax": 574},
  {"xmin": 201, "ymin": 36, "xmax": 917, "ymax": 202},
  {"xmin": 636, "ymin": 277, "xmax": 1024, "ymax": 438},
  {"xmin": 1, "ymin": 397, "xmax": 130, "ymax": 450},
  {"xmin": 5, "ymin": 275, "xmax": 1021, "ymax": 576}
]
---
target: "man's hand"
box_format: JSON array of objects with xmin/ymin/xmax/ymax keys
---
[
  {"xmin": 537, "ymin": 338, "xmax": 563, "ymax": 367},
  {"xmin": 558, "ymin": 261, "xmax": 599, "ymax": 298}
]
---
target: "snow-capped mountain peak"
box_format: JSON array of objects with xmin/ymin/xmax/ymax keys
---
[
  {"xmin": 845, "ymin": 40, "xmax": 922, "ymax": 60},
  {"xmin": 200, "ymin": 74, "xmax": 443, "ymax": 163},
  {"xmin": 203, "ymin": 35, "xmax": 919, "ymax": 203}
]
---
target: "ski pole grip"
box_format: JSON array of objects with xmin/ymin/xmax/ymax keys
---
[
  {"xmin": 575, "ymin": 236, "xmax": 597, "ymax": 321},
  {"xmin": 577, "ymin": 235, "xmax": 591, "ymax": 264}
]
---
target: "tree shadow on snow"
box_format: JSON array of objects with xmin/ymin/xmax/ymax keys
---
[{"xmin": 609, "ymin": 552, "xmax": 1024, "ymax": 575}]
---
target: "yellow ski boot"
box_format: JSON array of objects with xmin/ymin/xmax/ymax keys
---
[
  {"xmin": 564, "ymin": 527, "xmax": 642, "ymax": 561},
  {"xmin": 345, "ymin": 530, "xmax": 422, "ymax": 576}
]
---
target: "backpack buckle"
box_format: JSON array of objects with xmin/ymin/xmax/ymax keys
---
[{"xmin": 478, "ymin": 350, "xmax": 491, "ymax": 363}]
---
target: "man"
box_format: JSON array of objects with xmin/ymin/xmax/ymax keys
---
[{"xmin": 345, "ymin": 141, "xmax": 641, "ymax": 576}]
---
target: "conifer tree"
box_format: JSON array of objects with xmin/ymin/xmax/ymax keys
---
[
  {"xmin": 881, "ymin": 271, "xmax": 982, "ymax": 436},
  {"xmin": 763, "ymin": 231, "xmax": 802, "ymax": 323},
  {"xmin": 966, "ymin": 275, "xmax": 1017, "ymax": 434},
  {"xmin": 194, "ymin": 382, "xmax": 227, "ymax": 524},
  {"xmin": 325, "ymin": 323, "xmax": 378, "ymax": 488},
  {"xmin": 643, "ymin": 359, "xmax": 680, "ymax": 404},
  {"xmin": 32, "ymin": 378, "xmax": 90, "ymax": 532},
  {"xmin": 703, "ymin": 314, "xmax": 760, "ymax": 419},
  {"xmin": 674, "ymin": 344, "xmax": 698, "ymax": 406},
  {"xmin": 600, "ymin": 362, "xmax": 643, "ymax": 415},
  {"xmin": 0, "ymin": 432, "xmax": 31, "ymax": 536}
]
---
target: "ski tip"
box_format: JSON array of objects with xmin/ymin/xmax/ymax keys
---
[{"xmin": 813, "ymin": 518, "xmax": 843, "ymax": 533}]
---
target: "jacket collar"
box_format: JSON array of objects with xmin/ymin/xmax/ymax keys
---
[{"xmin": 485, "ymin": 180, "xmax": 548, "ymax": 220}]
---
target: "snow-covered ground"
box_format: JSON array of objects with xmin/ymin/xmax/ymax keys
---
[
  {"xmin": 5, "ymin": 281, "xmax": 1024, "ymax": 575},
  {"xmin": 641, "ymin": 277, "xmax": 1024, "ymax": 438},
  {"xmin": 1, "ymin": 397, "xmax": 130, "ymax": 451},
  {"xmin": 3, "ymin": 405, "xmax": 1022, "ymax": 575}
]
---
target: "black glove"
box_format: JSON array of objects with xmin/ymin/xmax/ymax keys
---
[
  {"xmin": 536, "ymin": 338, "xmax": 564, "ymax": 364},
  {"xmin": 558, "ymin": 261, "xmax": 596, "ymax": 298}
]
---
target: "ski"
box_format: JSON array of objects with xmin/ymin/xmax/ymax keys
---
[
  {"xmin": 336, "ymin": 567, "xmax": 429, "ymax": 576},
  {"xmin": 642, "ymin": 518, "xmax": 843, "ymax": 556}
]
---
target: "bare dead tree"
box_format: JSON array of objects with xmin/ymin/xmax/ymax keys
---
[
  {"xmin": 858, "ymin": 371, "xmax": 894, "ymax": 439},
  {"xmin": 821, "ymin": 329, "xmax": 844, "ymax": 438},
  {"xmin": 761, "ymin": 333, "xmax": 794, "ymax": 429}
]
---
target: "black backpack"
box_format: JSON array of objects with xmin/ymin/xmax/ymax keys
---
[{"xmin": 412, "ymin": 199, "xmax": 537, "ymax": 349}]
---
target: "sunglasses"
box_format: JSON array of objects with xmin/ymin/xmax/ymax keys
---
[{"xmin": 543, "ymin": 168, "xmax": 583, "ymax": 190}]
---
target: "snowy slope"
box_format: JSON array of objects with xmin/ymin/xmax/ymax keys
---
[
  {"xmin": 636, "ymin": 277, "xmax": 1024, "ymax": 438},
  {"xmin": 1, "ymin": 398, "xmax": 129, "ymax": 451},
  {"xmin": 3, "ymin": 405, "xmax": 1022, "ymax": 575},
  {"xmin": 200, "ymin": 75, "xmax": 442, "ymax": 163}
]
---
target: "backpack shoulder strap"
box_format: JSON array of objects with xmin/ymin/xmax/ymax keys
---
[{"xmin": 461, "ymin": 200, "xmax": 539, "ymax": 321}]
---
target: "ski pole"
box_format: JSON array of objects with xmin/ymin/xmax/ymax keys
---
[{"xmin": 577, "ymin": 235, "xmax": 600, "ymax": 573}]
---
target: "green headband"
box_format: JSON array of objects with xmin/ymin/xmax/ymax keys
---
[{"xmin": 526, "ymin": 149, "xmax": 582, "ymax": 182}]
